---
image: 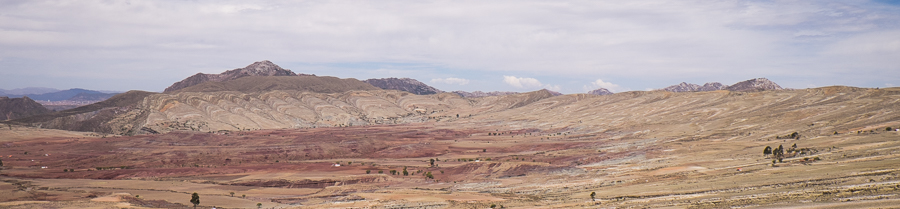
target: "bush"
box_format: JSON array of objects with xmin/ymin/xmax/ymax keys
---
[{"xmin": 366, "ymin": 170, "xmax": 371, "ymax": 174}]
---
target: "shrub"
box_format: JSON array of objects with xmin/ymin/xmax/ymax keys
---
[{"xmin": 366, "ymin": 170, "xmax": 371, "ymax": 174}]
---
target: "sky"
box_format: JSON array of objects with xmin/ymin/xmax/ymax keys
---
[{"xmin": 1, "ymin": 0, "xmax": 898, "ymax": 94}]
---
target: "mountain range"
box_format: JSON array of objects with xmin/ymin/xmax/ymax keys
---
[
  {"xmin": 3, "ymin": 61, "xmax": 795, "ymax": 134},
  {"xmin": 662, "ymin": 78, "xmax": 782, "ymax": 92},
  {"xmin": 0, "ymin": 88, "xmax": 119, "ymax": 102}
]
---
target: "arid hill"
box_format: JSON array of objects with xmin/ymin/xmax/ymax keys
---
[
  {"xmin": 364, "ymin": 77, "xmax": 443, "ymax": 95},
  {"xmin": 163, "ymin": 60, "xmax": 302, "ymax": 93},
  {"xmin": 6, "ymin": 90, "xmax": 156, "ymax": 133},
  {"xmin": 0, "ymin": 96, "xmax": 51, "ymax": 121},
  {"xmin": 173, "ymin": 75, "xmax": 380, "ymax": 93}
]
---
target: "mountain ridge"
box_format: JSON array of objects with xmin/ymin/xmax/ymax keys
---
[
  {"xmin": 662, "ymin": 78, "xmax": 781, "ymax": 92},
  {"xmin": 364, "ymin": 78, "xmax": 443, "ymax": 95},
  {"xmin": 164, "ymin": 60, "xmax": 302, "ymax": 93}
]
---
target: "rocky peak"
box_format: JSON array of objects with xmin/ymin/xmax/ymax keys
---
[
  {"xmin": 663, "ymin": 82, "xmax": 701, "ymax": 92},
  {"xmin": 164, "ymin": 60, "xmax": 299, "ymax": 93},
  {"xmin": 698, "ymin": 82, "xmax": 727, "ymax": 91},
  {"xmin": 587, "ymin": 88, "xmax": 613, "ymax": 95},
  {"xmin": 222, "ymin": 60, "xmax": 296, "ymax": 77},
  {"xmin": 726, "ymin": 78, "xmax": 783, "ymax": 92},
  {"xmin": 363, "ymin": 78, "xmax": 443, "ymax": 95}
]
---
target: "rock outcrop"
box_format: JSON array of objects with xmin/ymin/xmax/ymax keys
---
[
  {"xmin": 164, "ymin": 60, "xmax": 299, "ymax": 93},
  {"xmin": 364, "ymin": 78, "xmax": 443, "ymax": 95}
]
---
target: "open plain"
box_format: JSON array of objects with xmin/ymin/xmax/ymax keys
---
[{"xmin": 2, "ymin": 86, "xmax": 900, "ymax": 208}]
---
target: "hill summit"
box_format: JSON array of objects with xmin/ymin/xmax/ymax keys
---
[{"xmin": 164, "ymin": 60, "xmax": 301, "ymax": 93}]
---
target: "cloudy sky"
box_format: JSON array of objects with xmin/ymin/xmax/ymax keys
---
[{"xmin": 1, "ymin": 0, "xmax": 898, "ymax": 93}]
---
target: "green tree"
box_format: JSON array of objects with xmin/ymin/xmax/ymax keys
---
[
  {"xmin": 190, "ymin": 192, "xmax": 200, "ymax": 209},
  {"xmin": 430, "ymin": 159, "xmax": 435, "ymax": 167},
  {"xmin": 590, "ymin": 191, "xmax": 596, "ymax": 201},
  {"xmin": 257, "ymin": 202, "xmax": 262, "ymax": 209},
  {"xmin": 425, "ymin": 172, "xmax": 434, "ymax": 179},
  {"xmin": 230, "ymin": 191, "xmax": 234, "ymax": 197},
  {"xmin": 763, "ymin": 146, "xmax": 772, "ymax": 156},
  {"xmin": 0, "ymin": 158, "xmax": 3, "ymax": 167},
  {"xmin": 366, "ymin": 170, "xmax": 371, "ymax": 174},
  {"xmin": 403, "ymin": 167, "xmax": 409, "ymax": 176}
]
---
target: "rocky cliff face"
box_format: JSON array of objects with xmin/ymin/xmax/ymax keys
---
[
  {"xmin": 363, "ymin": 78, "xmax": 443, "ymax": 95},
  {"xmin": 726, "ymin": 78, "xmax": 783, "ymax": 92},
  {"xmin": 0, "ymin": 96, "xmax": 51, "ymax": 121},
  {"xmin": 587, "ymin": 88, "xmax": 613, "ymax": 95},
  {"xmin": 164, "ymin": 60, "xmax": 299, "ymax": 93}
]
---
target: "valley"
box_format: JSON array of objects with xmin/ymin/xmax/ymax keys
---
[{"xmin": 2, "ymin": 85, "xmax": 899, "ymax": 208}]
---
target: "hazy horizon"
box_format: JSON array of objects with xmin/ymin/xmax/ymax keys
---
[{"xmin": 1, "ymin": 0, "xmax": 898, "ymax": 93}]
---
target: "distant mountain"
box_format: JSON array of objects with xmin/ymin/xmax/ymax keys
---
[
  {"xmin": 453, "ymin": 90, "xmax": 519, "ymax": 98},
  {"xmin": 174, "ymin": 76, "xmax": 381, "ymax": 93},
  {"xmin": 0, "ymin": 87, "xmax": 60, "ymax": 95},
  {"xmin": 164, "ymin": 60, "xmax": 303, "ymax": 93},
  {"xmin": 3, "ymin": 88, "xmax": 110, "ymax": 102},
  {"xmin": 698, "ymin": 82, "xmax": 727, "ymax": 91},
  {"xmin": 0, "ymin": 96, "xmax": 51, "ymax": 121},
  {"xmin": 663, "ymin": 82, "xmax": 702, "ymax": 92},
  {"xmin": 364, "ymin": 78, "xmax": 443, "ymax": 95},
  {"xmin": 66, "ymin": 92, "xmax": 118, "ymax": 101},
  {"xmin": 662, "ymin": 78, "xmax": 781, "ymax": 92},
  {"xmin": 726, "ymin": 78, "xmax": 783, "ymax": 92},
  {"xmin": 587, "ymin": 88, "xmax": 613, "ymax": 95}
]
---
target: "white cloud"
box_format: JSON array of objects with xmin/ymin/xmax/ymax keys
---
[
  {"xmin": 503, "ymin": 76, "xmax": 560, "ymax": 91},
  {"xmin": 544, "ymin": 84, "xmax": 561, "ymax": 92},
  {"xmin": 583, "ymin": 79, "xmax": 624, "ymax": 93},
  {"xmin": 431, "ymin": 77, "xmax": 469, "ymax": 85},
  {"xmin": 503, "ymin": 76, "xmax": 543, "ymax": 89}
]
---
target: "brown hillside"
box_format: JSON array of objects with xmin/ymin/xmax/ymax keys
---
[
  {"xmin": 174, "ymin": 76, "xmax": 381, "ymax": 93},
  {"xmin": 5, "ymin": 90, "xmax": 156, "ymax": 134},
  {"xmin": 0, "ymin": 96, "xmax": 51, "ymax": 120},
  {"xmin": 163, "ymin": 60, "xmax": 299, "ymax": 92}
]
